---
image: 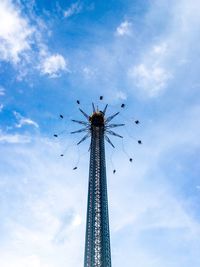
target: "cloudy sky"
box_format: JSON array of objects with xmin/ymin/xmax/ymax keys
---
[{"xmin": 0, "ymin": 0, "xmax": 200, "ymax": 266}]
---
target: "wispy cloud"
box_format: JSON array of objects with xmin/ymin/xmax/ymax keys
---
[
  {"xmin": 129, "ymin": 63, "xmax": 171, "ymax": 97},
  {"xmin": 40, "ymin": 54, "xmax": 68, "ymax": 78},
  {"xmin": 0, "ymin": 0, "xmax": 34, "ymax": 64},
  {"xmin": 0, "ymin": 104, "xmax": 4, "ymax": 112},
  {"xmin": 115, "ymin": 20, "xmax": 132, "ymax": 36},
  {"xmin": 1, "ymin": 103, "xmax": 200, "ymax": 266},
  {"xmin": 1, "ymin": 0, "xmax": 200, "ymax": 266},
  {"xmin": 82, "ymin": 66, "xmax": 95, "ymax": 79},
  {"xmin": 0, "ymin": 131, "xmax": 31, "ymax": 143},
  {"xmin": 109, "ymin": 104, "xmax": 200, "ymax": 266},
  {"xmin": 0, "ymin": 86, "xmax": 5, "ymax": 96},
  {"xmin": 126, "ymin": 0, "xmax": 200, "ymax": 98},
  {"xmin": 0, "ymin": 0, "xmax": 67, "ymax": 79},
  {"xmin": 0, "ymin": 86, "xmax": 5, "ymax": 112},
  {"xmin": 0, "ymin": 136, "xmax": 86, "ymax": 267},
  {"xmin": 13, "ymin": 111, "xmax": 39, "ymax": 128},
  {"xmin": 64, "ymin": 2, "xmax": 82, "ymax": 18}
]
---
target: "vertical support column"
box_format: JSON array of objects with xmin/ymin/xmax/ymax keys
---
[{"xmin": 84, "ymin": 126, "xmax": 112, "ymax": 267}]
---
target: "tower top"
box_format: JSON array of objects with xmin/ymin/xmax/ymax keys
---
[
  {"xmin": 89, "ymin": 111, "xmax": 104, "ymax": 127},
  {"xmin": 70, "ymin": 103, "xmax": 125, "ymax": 147}
]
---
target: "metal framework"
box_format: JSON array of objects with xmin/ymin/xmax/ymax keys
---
[
  {"xmin": 84, "ymin": 126, "xmax": 111, "ymax": 267},
  {"xmin": 71, "ymin": 104, "xmax": 124, "ymax": 267}
]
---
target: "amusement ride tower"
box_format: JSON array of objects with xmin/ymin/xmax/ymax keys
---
[{"xmin": 71, "ymin": 103, "xmax": 124, "ymax": 267}]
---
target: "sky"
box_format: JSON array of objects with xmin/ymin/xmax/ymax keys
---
[{"xmin": 0, "ymin": 0, "xmax": 200, "ymax": 266}]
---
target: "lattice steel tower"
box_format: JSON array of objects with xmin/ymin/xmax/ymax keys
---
[{"xmin": 71, "ymin": 102, "xmax": 124, "ymax": 267}]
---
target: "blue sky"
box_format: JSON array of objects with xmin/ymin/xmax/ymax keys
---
[{"xmin": 0, "ymin": 0, "xmax": 200, "ymax": 266}]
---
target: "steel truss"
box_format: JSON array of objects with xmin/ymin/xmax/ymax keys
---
[{"xmin": 84, "ymin": 125, "xmax": 112, "ymax": 267}]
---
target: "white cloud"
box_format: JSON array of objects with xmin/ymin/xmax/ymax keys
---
[
  {"xmin": 0, "ymin": 0, "xmax": 34, "ymax": 64},
  {"xmin": 1, "ymin": 106, "xmax": 200, "ymax": 267},
  {"xmin": 72, "ymin": 214, "xmax": 82, "ymax": 227},
  {"xmin": 126, "ymin": 0, "xmax": 200, "ymax": 98},
  {"xmin": 0, "ymin": 86, "xmax": 5, "ymax": 96},
  {"xmin": 82, "ymin": 66, "xmax": 95, "ymax": 79},
  {"xmin": 129, "ymin": 63, "xmax": 171, "ymax": 97},
  {"xmin": 40, "ymin": 54, "xmax": 68, "ymax": 78},
  {"xmin": 0, "ymin": 254, "xmax": 44, "ymax": 267},
  {"xmin": 13, "ymin": 111, "xmax": 39, "ymax": 128},
  {"xmin": 0, "ymin": 1, "xmax": 67, "ymax": 79},
  {"xmin": 115, "ymin": 90, "xmax": 127, "ymax": 101},
  {"xmin": 108, "ymin": 105, "xmax": 200, "ymax": 266},
  {"xmin": 0, "ymin": 136, "xmax": 87, "ymax": 267},
  {"xmin": 0, "ymin": 132, "xmax": 31, "ymax": 143},
  {"xmin": 127, "ymin": 39, "xmax": 172, "ymax": 97},
  {"xmin": 116, "ymin": 20, "xmax": 132, "ymax": 36},
  {"xmin": 1, "ymin": 0, "xmax": 200, "ymax": 266},
  {"xmin": 153, "ymin": 43, "xmax": 167, "ymax": 55},
  {"xmin": 64, "ymin": 2, "xmax": 82, "ymax": 18},
  {"xmin": 0, "ymin": 104, "xmax": 4, "ymax": 112}
]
